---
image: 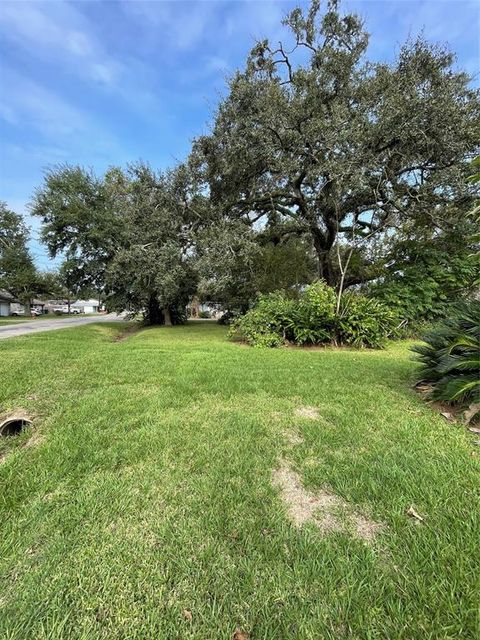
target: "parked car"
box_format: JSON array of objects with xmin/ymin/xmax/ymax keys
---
[
  {"xmin": 53, "ymin": 306, "xmax": 82, "ymax": 315},
  {"xmin": 10, "ymin": 303, "xmax": 26, "ymax": 316},
  {"xmin": 11, "ymin": 308, "xmax": 42, "ymax": 317}
]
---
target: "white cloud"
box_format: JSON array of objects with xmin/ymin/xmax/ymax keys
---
[
  {"xmin": 347, "ymin": 0, "xmax": 480, "ymax": 69},
  {"xmin": 0, "ymin": 69, "xmax": 88, "ymax": 137},
  {"xmin": 0, "ymin": 68, "xmax": 126, "ymax": 165},
  {"xmin": 66, "ymin": 30, "xmax": 95, "ymax": 58},
  {"xmin": 224, "ymin": 0, "xmax": 287, "ymax": 43},
  {"xmin": 0, "ymin": 1, "xmax": 121, "ymax": 88},
  {"xmin": 0, "ymin": 103, "xmax": 17, "ymax": 125},
  {"xmin": 121, "ymin": 0, "xmax": 290, "ymax": 56},
  {"xmin": 5, "ymin": 143, "xmax": 69, "ymax": 164},
  {"xmin": 121, "ymin": 0, "xmax": 218, "ymax": 51},
  {"xmin": 0, "ymin": 2, "xmax": 63, "ymax": 49}
]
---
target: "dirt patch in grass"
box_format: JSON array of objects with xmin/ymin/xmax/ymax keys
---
[
  {"xmin": 272, "ymin": 459, "xmax": 382, "ymax": 542},
  {"xmin": 283, "ymin": 429, "xmax": 304, "ymax": 446},
  {"xmin": 295, "ymin": 406, "xmax": 320, "ymax": 420},
  {"xmin": 113, "ymin": 324, "xmax": 142, "ymax": 342},
  {"xmin": 414, "ymin": 384, "xmax": 469, "ymax": 422}
]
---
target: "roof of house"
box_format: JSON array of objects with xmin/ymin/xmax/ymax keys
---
[
  {"xmin": 0, "ymin": 289, "xmax": 15, "ymax": 302},
  {"xmin": 72, "ymin": 299, "xmax": 100, "ymax": 306}
]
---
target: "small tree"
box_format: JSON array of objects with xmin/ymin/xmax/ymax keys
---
[{"xmin": 370, "ymin": 225, "xmax": 478, "ymax": 328}]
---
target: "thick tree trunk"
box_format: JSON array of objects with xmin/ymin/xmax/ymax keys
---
[
  {"xmin": 146, "ymin": 295, "xmax": 164, "ymax": 325},
  {"xmin": 190, "ymin": 296, "xmax": 200, "ymax": 318},
  {"xmin": 312, "ymin": 230, "xmax": 336, "ymax": 287},
  {"xmin": 315, "ymin": 247, "xmax": 335, "ymax": 286},
  {"xmin": 163, "ymin": 306, "xmax": 172, "ymax": 326}
]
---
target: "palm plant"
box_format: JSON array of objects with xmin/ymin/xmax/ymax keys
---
[{"xmin": 412, "ymin": 301, "xmax": 480, "ymax": 411}]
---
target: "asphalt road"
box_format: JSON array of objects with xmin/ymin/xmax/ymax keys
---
[{"xmin": 0, "ymin": 313, "xmax": 125, "ymax": 340}]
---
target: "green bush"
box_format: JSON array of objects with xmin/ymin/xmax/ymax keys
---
[
  {"xmin": 229, "ymin": 292, "xmax": 296, "ymax": 347},
  {"xmin": 411, "ymin": 301, "xmax": 480, "ymax": 409},
  {"xmin": 337, "ymin": 293, "xmax": 399, "ymax": 349},
  {"xmin": 291, "ymin": 281, "xmax": 336, "ymax": 344},
  {"xmin": 230, "ymin": 282, "xmax": 398, "ymax": 349},
  {"xmin": 370, "ymin": 234, "xmax": 477, "ymax": 333}
]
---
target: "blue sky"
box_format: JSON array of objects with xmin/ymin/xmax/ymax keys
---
[{"xmin": 0, "ymin": 0, "xmax": 478, "ymax": 268}]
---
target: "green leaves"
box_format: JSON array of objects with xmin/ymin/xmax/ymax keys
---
[
  {"xmin": 192, "ymin": 0, "xmax": 480, "ymax": 286},
  {"xmin": 103, "ymin": 163, "xmax": 199, "ymax": 324},
  {"xmin": 371, "ymin": 230, "xmax": 478, "ymax": 331},
  {"xmin": 30, "ymin": 163, "xmax": 200, "ymax": 324},
  {"xmin": 0, "ymin": 202, "xmax": 38, "ymax": 304},
  {"xmin": 411, "ymin": 301, "xmax": 480, "ymax": 407},
  {"xmin": 467, "ymin": 155, "xmax": 480, "ymax": 184},
  {"xmin": 335, "ymin": 293, "xmax": 399, "ymax": 349},
  {"xmin": 230, "ymin": 281, "xmax": 397, "ymax": 348},
  {"xmin": 30, "ymin": 165, "xmax": 119, "ymax": 294}
]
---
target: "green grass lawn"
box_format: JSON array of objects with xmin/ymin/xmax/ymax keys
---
[
  {"xmin": 0, "ymin": 316, "xmax": 35, "ymax": 324},
  {"xmin": 0, "ymin": 322, "xmax": 478, "ymax": 639}
]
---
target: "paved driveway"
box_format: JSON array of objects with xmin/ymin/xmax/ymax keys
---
[{"xmin": 0, "ymin": 314, "xmax": 125, "ymax": 340}]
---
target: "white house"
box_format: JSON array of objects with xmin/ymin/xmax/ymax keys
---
[
  {"xmin": 72, "ymin": 299, "xmax": 101, "ymax": 314},
  {"xmin": 0, "ymin": 290, "xmax": 15, "ymax": 316}
]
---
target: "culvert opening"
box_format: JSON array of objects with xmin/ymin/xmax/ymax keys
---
[{"xmin": 0, "ymin": 417, "xmax": 32, "ymax": 437}]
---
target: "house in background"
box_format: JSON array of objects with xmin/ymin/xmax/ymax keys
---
[
  {"xmin": 31, "ymin": 299, "xmax": 46, "ymax": 314},
  {"xmin": 0, "ymin": 290, "xmax": 15, "ymax": 316},
  {"xmin": 44, "ymin": 299, "xmax": 71, "ymax": 314},
  {"xmin": 72, "ymin": 299, "xmax": 102, "ymax": 314}
]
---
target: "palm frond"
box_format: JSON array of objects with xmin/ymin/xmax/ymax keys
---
[{"xmin": 412, "ymin": 300, "xmax": 480, "ymax": 406}]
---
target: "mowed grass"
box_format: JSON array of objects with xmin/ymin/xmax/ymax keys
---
[
  {"xmin": 0, "ymin": 317, "xmax": 34, "ymax": 325},
  {"xmin": 0, "ymin": 322, "xmax": 479, "ymax": 639}
]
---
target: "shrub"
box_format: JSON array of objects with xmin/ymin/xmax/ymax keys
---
[
  {"xmin": 291, "ymin": 281, "xmax": 336, "ymax": 344},
  {"xmin": 217, "ymin": 311, "xmax": 237, "ymax": 325},
  {"xmin": 229, "ymin": 292, "xmax": 296, "ymax": 347},
  {"xmin": 370, "ymin": 234, "xmax": 477, "ymax": 333},
  {"xmin": 230, "ymin": 282, "xmax": 397, "ymax": 349},
  {"xmin": 337, "ymin": 293, "xmax": 399, "ymax": 349},
  {"xmin": 411, "ymin": 301, "xmax": 480, "ymax": 411}
]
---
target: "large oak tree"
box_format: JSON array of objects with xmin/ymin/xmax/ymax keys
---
[{"xmin": 192, "ymin": 0, "xmax": 480, "ymax": 287}]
